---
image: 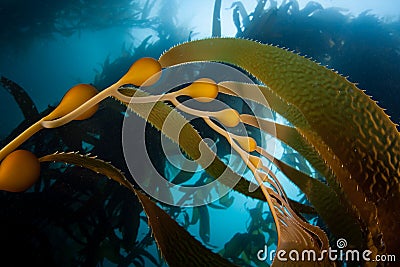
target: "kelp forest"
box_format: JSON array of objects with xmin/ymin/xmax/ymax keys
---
[{"xmin": 0, "ymin": 0, "xmax": 399, "ymax": 266}]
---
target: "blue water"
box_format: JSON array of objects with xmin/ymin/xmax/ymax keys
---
[{"xmin": 0, "ymin": 1, "xmax": 399, "ymax": 266}]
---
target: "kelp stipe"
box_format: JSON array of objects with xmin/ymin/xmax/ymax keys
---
[
  {"xmin": 0, "ymin": 57, "xmax": 161, "ymax": 163},
  {"xmin": 0, "ymin": 84, "xmax": 99, "ymax": 162}
]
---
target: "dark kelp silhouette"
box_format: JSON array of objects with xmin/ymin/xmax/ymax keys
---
[{"xmin": 0, "ymin": 0, "xmax": 175, "ymax": 53}]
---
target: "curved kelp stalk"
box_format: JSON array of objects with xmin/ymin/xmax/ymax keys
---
[{"xmin": 159, "ymin": 38, "xmax": 400, "ymax": 262}]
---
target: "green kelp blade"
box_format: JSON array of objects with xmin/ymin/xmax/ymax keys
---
[
  {"xmin": 159, "ymin": 38, "xmax": 400, "ymax": 254},
  {"xmin": 274, "ymin": 158, "xmax": 363, "ymax": 248},
  {"xmin": 217, "ymin": 81, "xmax": 364, "ymax": 247},
  {"xmin": 243, "ymin": 116, "xmax": 363, "ymax": 246},
  {"xmin": 159, "ymin": 37, "xmax": 400, "ymax": 201},
  {"xmin": 134, "ymin": 189, "xmax": 238, "ymax": 267},
  {"xmin": 262, "ymin": 123, "xmax": 363, "ymax": 246}
]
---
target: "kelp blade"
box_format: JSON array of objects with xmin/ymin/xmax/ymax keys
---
[
  {"xmin": 159, "ymin": 38, "xmax": 400, "ymax": 256},
  {"xmin": 135, "ymin": 189, "xmax": 238, "ymax": 267}
]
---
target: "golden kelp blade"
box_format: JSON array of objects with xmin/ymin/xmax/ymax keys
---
[{"xmin": 159, "ymin": 38, "xmax": 400, "ymax": 259}]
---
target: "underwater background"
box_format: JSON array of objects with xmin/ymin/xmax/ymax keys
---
[{"xmin": 0, "ymin": 0, "xmax": 399, "ymax": 266}]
